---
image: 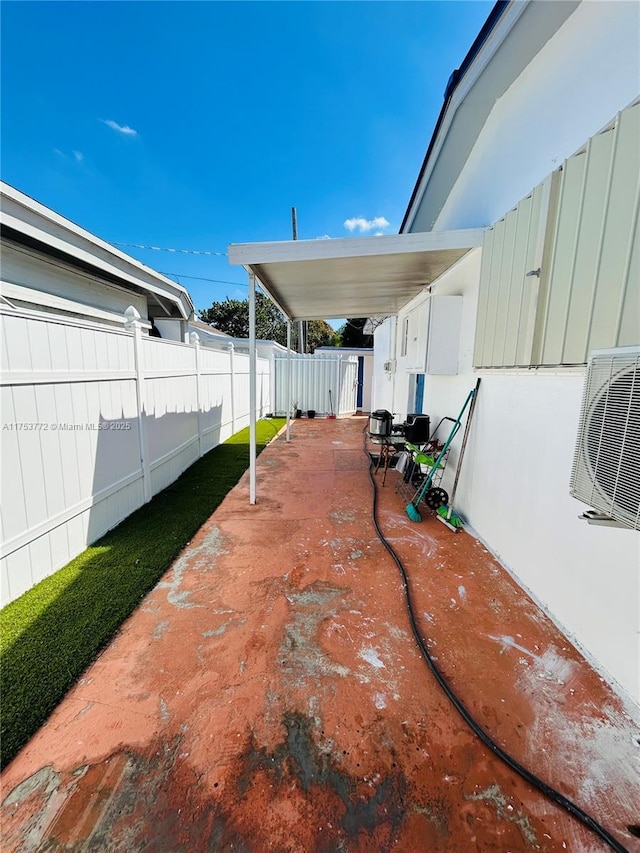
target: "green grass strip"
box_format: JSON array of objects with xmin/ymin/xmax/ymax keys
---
[{"xmin": 0, "ymin": 418, "xmax": 285, "ymax": 769}]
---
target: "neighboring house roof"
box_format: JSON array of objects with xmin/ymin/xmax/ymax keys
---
[
  {"xmin": 0, "ymin": 182, "xmax": 194, "ymax": 320},
  {"xmin": 400, "ymin": 0, "xmax": 580, "ymax": 233},
  {"xmin": 315, "ymin": 347, "xmax": 373, "ymax": 354},
  {"xmin": 189, "ymin": 319, "xmax": 232, "ymax": 337}
]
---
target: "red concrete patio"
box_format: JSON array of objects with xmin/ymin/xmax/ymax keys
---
[{"xmin": 1, "ymin": 416, "xmax": 638, "ymax": 852}]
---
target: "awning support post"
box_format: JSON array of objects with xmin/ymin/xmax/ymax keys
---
[
  {"xmin": 249, "ymin": 271, "xmax": 256, "ymax": 504},
  {"xmin": 286, "ymin": 320, "xmax": 291, "ymax": 442}
]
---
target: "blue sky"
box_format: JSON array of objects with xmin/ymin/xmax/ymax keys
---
[{"xmin": 1, "ymin": 1, "xmax": 493, "ymax": 323}]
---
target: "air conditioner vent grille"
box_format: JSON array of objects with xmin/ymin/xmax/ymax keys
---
[{"xmin": 570, "ymin": 348, "xmax": 640, "ymax": 530}]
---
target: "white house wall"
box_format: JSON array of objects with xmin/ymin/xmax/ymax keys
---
[
  {"xmin": 371, "ymin": 246, "xmax": 639, "ymax": 699},
  {"xmin": 372, "ymin": 319, "xmax": 395, "ymax": 415},
  {"xmin": 433, "ymin": 0, "xmax": 640, "ymax": 232},
  {"xmin": 360, "ymin": 354, "xmax": 373, "ymax": 412}
]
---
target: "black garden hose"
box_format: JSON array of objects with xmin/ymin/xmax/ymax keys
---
[{"xmin": 363, "ymin": 433, "xmax": 630, "ymax": 853}]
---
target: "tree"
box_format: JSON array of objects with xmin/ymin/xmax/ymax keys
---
[
  {"xmin": 199, "ymin": 294, "xmax": 286, "ymax": 343},
  {"xmin": 338, "ymin": 318, "xmax": 373, "ymax": 348},
  {"xmin": 198, "ymin": 295, "xmax": 336, "ymax": 352},
  {"xmin": 306, "ymin": 320, "xmax": 339, "ymax": 352}
]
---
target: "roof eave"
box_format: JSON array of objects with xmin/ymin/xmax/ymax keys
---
[
  {"xmin": 400, "ymin": 0, "xmax": 511, "ymax": 233},
  {"xmin": 0, "ymin": 182, "xmax": 195, "ymax": 320}
]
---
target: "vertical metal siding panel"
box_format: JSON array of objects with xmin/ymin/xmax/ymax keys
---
[
  {"xmin": 473, "ymin": 229, "xmax": 494, "ymax": 368},
  {"xmin": 503, "ymin": 197, "xmax": 533, "ymax": 366},
  {"xmin": 618, "ymin": 222, "xmax": 639, "ymax": 346},
  {"xmin": 481, "ymin": 219, "xmax": 505, "ymax": 367},
  {"xmin": 562, "ymin": 131, "xmax": 613, "ymax": 363},
  {"xmin": 491, "ymin": 209, "xmax": 518, "ymax": 367},
  {"xmin": 530, "ymin": 171, "xmax": 563, "ymax": 366},
  {"xmin": 515, "ymin": 185, "xmax": 543, "ymax": 366},
  {"xmin": 614, "ymin": 152, "xmax": 640, "ymax": 346},
  {"xmin": 542, "ymin": 152, "xmax": 587, "ymax": 364},
  {"xmin": 590, "ymin": 103, "xmax": 640, "ymax": 352}
]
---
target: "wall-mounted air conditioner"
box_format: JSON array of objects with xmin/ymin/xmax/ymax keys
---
[
  {"xmin": 570, "ymin": 347, "xmax": 639, "ymax": 529},
  {"xmin": 384, "ymin": 360, "xmax": 396, "ymax": 374}
]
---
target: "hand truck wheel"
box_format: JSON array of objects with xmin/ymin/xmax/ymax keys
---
[{"xmin": 424, "ymin": 487, "xmax": 448, "ymax": 510}]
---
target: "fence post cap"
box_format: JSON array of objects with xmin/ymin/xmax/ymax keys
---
[{"xmin": 124, "ymin": 305, "xmax": 141, "ymax": 330}]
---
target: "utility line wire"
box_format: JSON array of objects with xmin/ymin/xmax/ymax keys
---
[
  {"xmin": 158, "ymin": 272, "xmax": 248, "ymax": 287},
  {"xmin": 110, "ymin": 241, "xmax": 227, "ymax": 257}
]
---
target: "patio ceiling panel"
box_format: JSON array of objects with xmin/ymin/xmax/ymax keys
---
[
  {"xmin": 228, "ymin": 227, "xmax": 485, "ymax": 504},
  {"xmin": 228, "ymin": 228, "xmax": 484, "ymax": 320}
]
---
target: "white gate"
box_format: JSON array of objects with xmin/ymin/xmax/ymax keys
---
[{"xmin": 273, "ymin": 355, "xmax": 357, "ymax": 416}]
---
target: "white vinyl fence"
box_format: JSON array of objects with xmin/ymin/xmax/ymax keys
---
[
  {"xmin": 0, "ymin": 307, "xmax": 270, "ymax": 605},
  {"xmin": 273, "ymin": 355, "xmax": 358, "ymax": 416}
]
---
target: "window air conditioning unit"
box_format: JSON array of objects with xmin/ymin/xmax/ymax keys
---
[
  {"xmin": 384, "ymin": 360, "xmax": 396, "ymax": 374},
  {"xmin": 570, "ymin": 346, "xmax": 640, "ymax": 529}
]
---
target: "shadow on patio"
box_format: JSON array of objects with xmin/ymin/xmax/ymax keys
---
[{"xmin": 1, "ymin": 416, "xmax": 638, "ymax": 852}]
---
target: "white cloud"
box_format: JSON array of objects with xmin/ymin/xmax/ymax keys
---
[
  {"xmin": 101, "ymin": 119, "xmax": 138, "ymax": 136},
  {"xmin": 343, "ymin": 216, "xmax": 390, "ymax": 233},
  {"xmin": 73, "ymin": 150, "xmax": 84, "ymax": 162},
  {"xmin": 315, "ymin": 234, "xmax": 332, "ymax": 240},
  {"xmin": 53, "ymin": 148, "xmax": 65, "ymax": 157}
]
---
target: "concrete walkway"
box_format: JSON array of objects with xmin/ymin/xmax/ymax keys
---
[{"xmin": 2, "ymin": 417, "xmax": 639, "ymax": 852}]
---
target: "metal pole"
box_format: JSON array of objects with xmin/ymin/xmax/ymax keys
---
[
  {"xmin": 249, "ymin": 271, "xmax": 257, "ymax": 504},
  {"xmin": 286, "ymin": 320, "xmax": 291, "ymax": 442},
  {"xmin": 291, "ymin": 206, "xmax": 304, "ymax": 354}
]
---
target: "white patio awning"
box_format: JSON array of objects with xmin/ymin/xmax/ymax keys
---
[
  {"xmin": 227, "ymin": 228, "xmax": 484, "ymax": 504},
  {"xmin": 228, "ymin": 229, "xmax": 484, "ymax": 320}
]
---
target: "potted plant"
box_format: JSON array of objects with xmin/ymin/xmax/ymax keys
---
[{"xmin": 292, "ymin": 402, "xmax": 302, "ymax": 419}]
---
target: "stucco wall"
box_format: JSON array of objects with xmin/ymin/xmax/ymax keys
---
[
  {"xmin": 371, "ymin": 249, "xmax": 639, "ymax": 700},
  {"xmin": 386, "ymin": 0, "xmax": 640, "ymax": 701},
  {"xmin": 373, "ymin": 250, "xmax": 640, "ymax": 700}
]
